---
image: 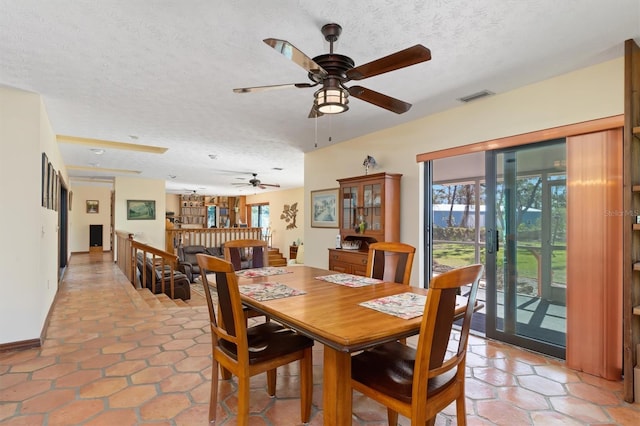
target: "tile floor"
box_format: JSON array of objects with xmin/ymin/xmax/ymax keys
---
[{"xmin": 1, "ymin": 253, "xmax": 639, "ymax": 425}]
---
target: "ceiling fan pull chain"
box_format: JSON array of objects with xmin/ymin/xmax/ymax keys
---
[{"xmin": 314, "ymin": 115, "xmax": 318, "ymax": 148}]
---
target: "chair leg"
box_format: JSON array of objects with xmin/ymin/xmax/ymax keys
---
[
  {"xmin": 299, "ymin": 347, "xmax": 313, "ymax": 423},
  {"xmin": 456, "ymin": 395, "xmax": 467, "ymax": 426},
  {"xmin": 267, "ymin": 368, "xmax": 277, "ymax": 396},
  {"xmin": 237, "ymin": 375, "xmax": 251, "ymax": 426},
  {"xmin": 209, "ymin": 359, "xmax": 219, "ymax": 424},
  {"xmin": 387, "ymin": 408, "xmax": 398, "ymax": 426},
  {"xmin": 426, "ymin": 417, "xmax": 436, "ymax": 426}
]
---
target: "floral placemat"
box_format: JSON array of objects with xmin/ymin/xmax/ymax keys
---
[
  {"xmin": 315, "ymin": 273, "xmax": 383, "ymax": 288},
  {"xmin": 238, "ymin": 282, "xmax": 306, "ymax": 301},
  {"xmin": 359, "ymin": 292, "xmax": 427, "ymax": 319},
  {"xmin": 235, "ymin": 267, "xmax": 292, "ymax": 278}
]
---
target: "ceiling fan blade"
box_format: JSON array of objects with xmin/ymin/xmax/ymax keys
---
[
  {"xmin": 259, "ymin": 183, "xmax": 281, "ymax": 188},
  {"xmin": 233, "ymin": 82, "xmax": 314, "ymax": 94},
  {"xmin": 348, "ymin": 85, "xmax": 412, "ymax": 114},
  {"xmin": 263, "ymin": 38, "xmax": 328, "ymax": 78},
  {"xmin": 346, "ymin": 45, "xmax": 431, "ymax": 81}
]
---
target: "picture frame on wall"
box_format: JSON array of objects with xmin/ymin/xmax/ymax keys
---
[
  {"xmin": 47, "ymin": 162, "xmax": 55, "ymax": 210},
  {"xmin": 311, "ymin": 188, "xmax": 339, "ymax": 228},
  {"xmin": 41, "ymin": 153, "xmax": 48, "ymax": 207},
  {"xmin": 127, "ymin": 200, "xmax": 156, "ymax": 220},
  {"xmin": 53, "ymin": 172, "xmax": 59, "ymax": 212},
  {"xmin": 86, "ymin": 200, "xmax": 99, "ymax": 214}
]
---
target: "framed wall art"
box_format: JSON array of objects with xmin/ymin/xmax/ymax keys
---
[
  {"xmin": 127, "ymin": 200, "xmax": 156, "ymax": 220},
  {"xmin": 311, "ymin": 188, "xmax": 338, "ymax": 228},
  {"xmin": 41, "ymin": 153, "xmax": 48, "ymax": 207},
  {"xmin": 86, "ymin": 200, "xmax": 99, "ymax": 214},
  {"xmin": 47, "ymin": 162, "xmax": 55, "ymax": 210}
]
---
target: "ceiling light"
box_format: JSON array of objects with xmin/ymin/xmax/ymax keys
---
[
  {"xmin": 90, "ymin": 148, "xmax": 105, "ymax": 155},
  {"xmin": 314, "ymin": 79, "xmax": 349, "ymax": 114},
  {"xmin": 208, "ymin": 154, "xmax": 218, "ymax": 160}
]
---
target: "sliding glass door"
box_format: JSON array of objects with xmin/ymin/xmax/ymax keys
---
[{"xmin": 485, "ymin": 140, "xmax": 566, "ymax": 358}]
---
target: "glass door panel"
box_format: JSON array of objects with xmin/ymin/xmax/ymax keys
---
[
  {"xmin": 485, "ymin": 140, "xmax": 566, "ymax": 359},
  {"xmin": 362, "ymin": 183, "xmax": 382, "ymax": 232},
  {"xmin": 341, "ymin": 186, "xmax": 357, "ymax": 231}
]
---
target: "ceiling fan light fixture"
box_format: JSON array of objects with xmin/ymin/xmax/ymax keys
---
[{"xmin": 314, "ymin": 86, "xmax": 349, "ymax": 114}]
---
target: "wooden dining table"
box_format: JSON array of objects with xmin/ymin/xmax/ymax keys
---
[{"xmin": 235, "ymin": 265, "xmax": 460, "ymax": 426}]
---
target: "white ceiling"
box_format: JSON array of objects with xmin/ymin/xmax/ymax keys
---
[{"xmin": 1, "ymin": 0, "xmax": 638, "ymax": 195}]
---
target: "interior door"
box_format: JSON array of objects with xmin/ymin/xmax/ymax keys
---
[{"xmin": 485, "ymin": 139, "xmax": 566, "ymax": 359}]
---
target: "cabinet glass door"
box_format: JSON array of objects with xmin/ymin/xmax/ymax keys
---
[
  {"xmin": 341, "ymin": 186, "xmax": 358, "ymax": 231},
  {"xmin": 362, "ymin": 183, "xmax": 382, "ymax": 232}
]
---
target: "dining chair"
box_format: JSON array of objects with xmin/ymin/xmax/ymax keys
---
[
  {"xmin": 365, "ymin": 241, "xmax": 416, "ymax": 285},
  {"xmin": 223, "ymin": 238, "xmax": 271, "ymax": 323},
  {"xmin": 223, "ymin": 238, "xmax": 269, "ymax": 271},
  {"xmin": 351, "ymin": 263, "xmax": 484, "ymax": 426},
  {"xmin": 196, "ymin": 253, "xmax": 314, "ymax": 425}
]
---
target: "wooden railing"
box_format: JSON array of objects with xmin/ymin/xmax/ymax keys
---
[
  {"xmin": 116, "ymin": 227, "xmax": 265, "ymax": 298},
  {"xmin": 115, "ymin": 230, "xmax": 135, "ymax": 282},
  {"xmin": 115, "ymin": 229, "xmax": 181, "ymax": 299},
  {"xmin": 132, "ymin": 240, "xmax": 180, "ymax": 299},
  {"xmin": 165, "ymin": 227, "xmax": 263, "ymax": 254}
]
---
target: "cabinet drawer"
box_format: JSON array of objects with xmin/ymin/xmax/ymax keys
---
[
  {"xmin": 328, "ymin": 249, "xmax": 368, "ymax": 276},
  {"xmin": 329, "ymin": 249, "xmax": 367, "ymax": 265}
]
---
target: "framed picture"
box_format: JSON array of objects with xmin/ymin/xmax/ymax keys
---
[
  {"xmin": 47, "ymin": 162, "xmax": 55, "ymax": 210},
  {"xmin": 127, "ymin": 199, "xmax": 156, "ymax": 220},
  {"xmin": 53, "ymin": 172, "xmax": 59, "ymax": 212},
  {"xmin": 41, "ymin": 153, "xmax": 48, "ymax": 207},
  {"xmin": 311, "ymin": 188, "xmax": 339, "ymax": 228},
  {"xmin": 86, "ymin": 200, "xmax": 99, "ymax": 214}
]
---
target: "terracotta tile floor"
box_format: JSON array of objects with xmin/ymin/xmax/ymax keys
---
[{"xmin": 1, "ymin": 252, "xmax": 639, "ymax": 425}]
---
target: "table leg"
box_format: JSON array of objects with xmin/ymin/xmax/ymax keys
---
[{"xmin": 322, "ymin": 345, "xmax": 352, "ymax": 426}]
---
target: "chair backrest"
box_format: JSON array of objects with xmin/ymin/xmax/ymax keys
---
[
  {"xmin": 365, "ymin": 242, "xmax": 416, "ymax": 285},
  {"xmin": 196, "ymin": 254, "xmax": 250, "ymax": 363},
  {"xmin": 223, "ymin": 239, "xmax": 269, "ymax": 270},
  {"xmin": 414, "ymin": 264, "xmax": 483, "ymax": 391}
]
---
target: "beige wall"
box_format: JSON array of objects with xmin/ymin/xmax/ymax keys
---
[
  {"xmin": 114, "ymin": 176, "xmax": 166, "ymax": 250},
  {"xmin": 166, "ymin": 193, "xmax": 180, "ymax": 221},
  {"xmin": 303, "ymin": 57, "xmax": 624, "ymax": 286},
  {"xmin": 69, "ymin": 185, "xmax": 112, "ymax": 252},
  {"xmin": 246, "ymin": 187, "xmax": 304, "ymax": 258},
  {"xmin": 0, "ymin": 86, "xmax": 66, "ymax": 344}
]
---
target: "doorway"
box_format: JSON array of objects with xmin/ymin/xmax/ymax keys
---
[{"xmin": 485, "ymin": 139, "xmax": 566, "ymax": 359}]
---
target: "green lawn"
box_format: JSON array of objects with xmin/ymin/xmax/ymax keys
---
[{"xmin": 433, "ymin": 242, "xmax": 566, "ymax": 284}]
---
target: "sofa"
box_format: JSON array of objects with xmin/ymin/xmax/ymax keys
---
[
  {"xmin": 136, "ymin": 253, "xmax": 191, "ymax": 300},
  {"xmin": 177, "ymin": 245, "xmax": 225, "ymax": 282}
]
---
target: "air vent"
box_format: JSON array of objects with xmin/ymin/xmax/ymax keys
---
[{"xmin": 457, "ymin": 90, "xmax": 494, "ymax": 103}]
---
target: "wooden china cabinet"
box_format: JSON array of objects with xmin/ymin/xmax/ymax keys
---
[{"xmin": 328, "ymin": 172, "xmax": 401, "ymax": 275}]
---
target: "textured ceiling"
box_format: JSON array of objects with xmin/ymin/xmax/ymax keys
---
[{"xmin": 1, "ymin": 0, "xmax": 639, "ymax": 195}]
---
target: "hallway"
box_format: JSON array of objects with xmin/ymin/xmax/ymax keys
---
[{"xmin": 0, "ymin": 253, "xmax": 638, "ymax": 425}]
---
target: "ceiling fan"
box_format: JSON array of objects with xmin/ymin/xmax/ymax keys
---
[
  {"xmin": 233, "ymin": 23, "xmax": 431, "ymax": 117},
  {"xmin": 232, "ymin": 173, "xmax": 281, "ymax": 189}
]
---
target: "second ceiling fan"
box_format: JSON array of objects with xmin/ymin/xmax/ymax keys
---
[
  {"xmin": 232, "ymin": 173, "xmax": 280, "ymax": 190},
  {"xmin": 234, "ymin": 23, "xmax": 431, "ymax": 117}
]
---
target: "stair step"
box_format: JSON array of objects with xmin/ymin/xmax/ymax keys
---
[
  {"xmin": 137, "ymin": 288, "xmax": 163, "ymax": 309},
  {"xmin": 268, "ymin": 248, "xmax": 287, "ymax": 267},
  {"xmin": 173, "ymin": 298, "xmax": 189, "ymax": 307},
  {"xmin": 155, "ymin": 292, "xmax": 180, "ymax": 308},
  {"xmin": 123, "ymin": 283, "xmax": 152, "ymax": 311}
]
